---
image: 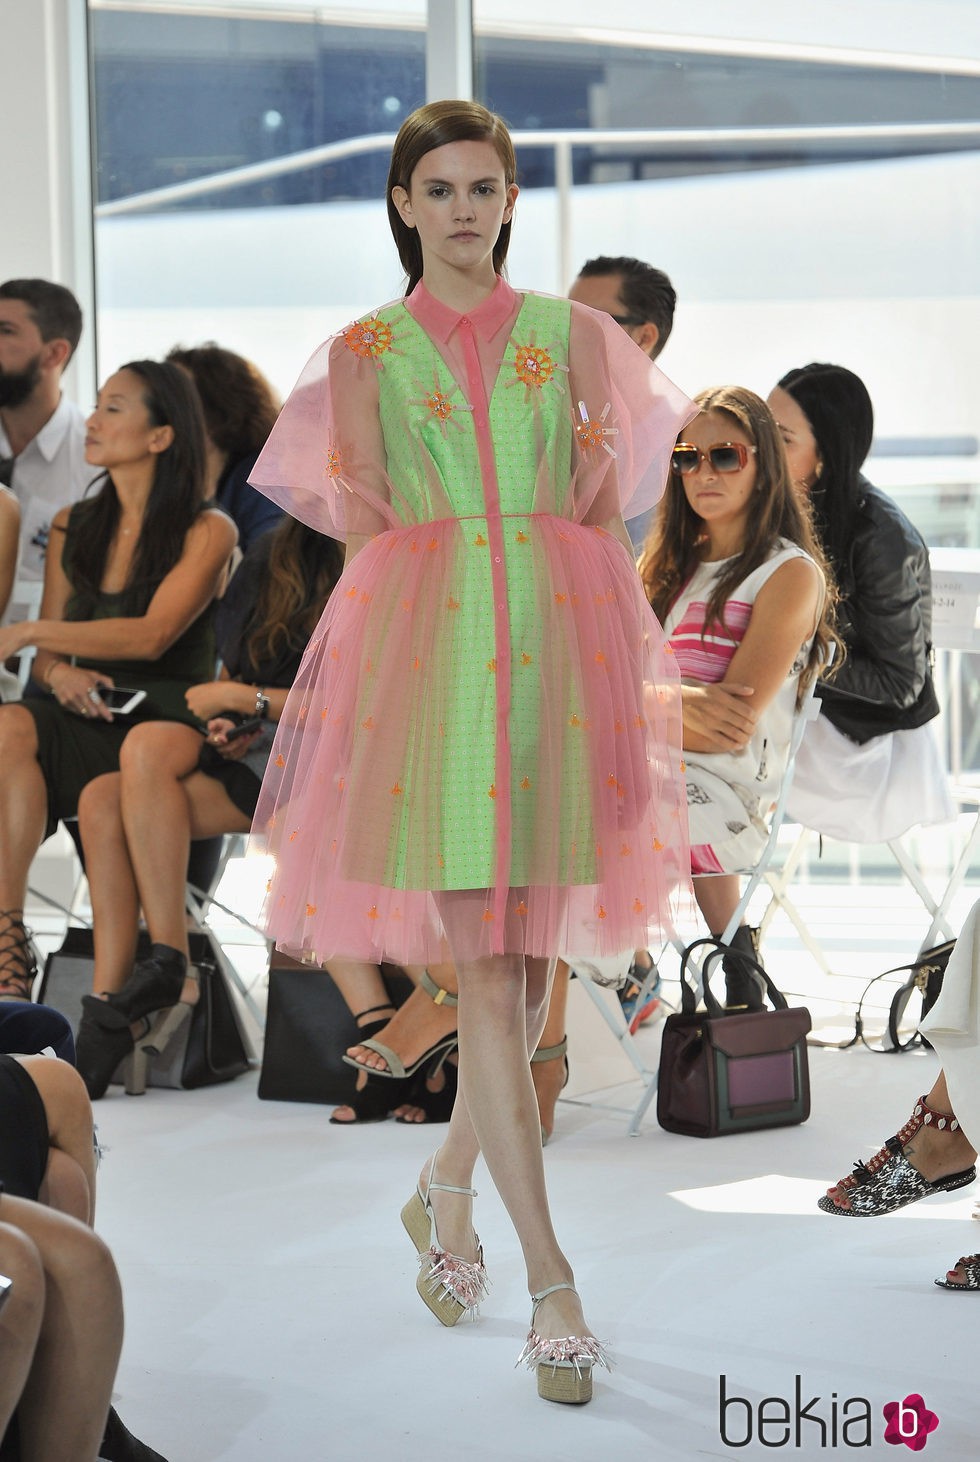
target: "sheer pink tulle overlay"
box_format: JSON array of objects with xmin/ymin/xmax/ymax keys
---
[{"xmin": 248, "ymin": 282, "xmax": 695, "ymax": 963}]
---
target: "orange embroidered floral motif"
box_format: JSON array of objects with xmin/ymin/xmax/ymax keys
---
[
  {"xmin": 362, "ymin": 716, "xmax": 374, "ymax": 730},
  {"xmin": 323, "ymin": 442, "xmax": 344, "ymax": 479},
  {"xmin": 415, "ymin": 371, "xmax": 473, "ymax": 434},
  {"xmin": 401, "ymin": 598, "xmax": 413, "ymax": 612},
  {"xmin": 633, "ymin": 714, "xmax": 643, "ymax": 727},
  {"xmin": 607, "ymin": 773, "xmax": 618, "ymax": 788},
  {"xmin": 306, "ymin": 903, "xmax": 317, "ymax": 917},
  {"xmin": 595, "ymin": 651, "xmax": 606, "ymax": 665},
  {"xmin": 516, "ymin": 530, "xmax": 529, "ymax": 543},
  {"xmin": 620, "ymin": 842, "xmax": 632, "ymax": 857},
  {"xmin": 365, "ymin": 658, "xmax": 373, "ymax": 673},
  {"xmin": 569, "ymin": 713, "xmax": 581, "ymax": 727},
  {"xmin": 275, "ymin": 754, "xmax": 285, "ymax": 768},
  {"xmin": 344, "ymin": 316, "xmax": 394, "ymax": 362},
  {"xmin": 299, "ymin": 705, "xmax": 309, "ymax": 722},
  {"xmin": 411, "ymin": 656, "xmax": 421, "ymax": 670},
  {"xmin": 487, "ymin": 658, "xmax": 497, "ymax": 673},
  {"xmin": 633, "ymin": 899, "xmax": 645, "ymax": 914},
  {"xmin": 410, "ymin": 541, "xmax": 419, "ymax": 553},
  {"xmin": 510, "ymin": 338, "xmax": 568, "ymax": 395},
  {"xmin": 653, "ymin": 838, "xmax": 664, "ymax": 852},
  {"xmin": 516, "ymin": 900, "xmax": 528, "ymax": 916},
  {"xmin": 447, "ymin": 595, "xmax": 460, "ymax": 610},
  {"xmin": 391, "ymin": 782, "xmax": 403, "ymax": 796},
  {"xmin": 520, "ymin": 776, "xmax": 532, "ymax": 789},
  {"xmin": 679, "ymin": 758, "xmax": 686, "ymax": 773},
  {"xmin": 367, "ymin": 905, "xmax": 379, "ymax": 919},
  {"xmin": 428, "ymin": 538, "xmax": 438, "ymax": 551},
  {"xmin": 614, "ymin": 718, "xmax": 624, "ymax": 733},
  {"xmin": 288, "ymin": 829, "xmax": 299, "ymax": 843},
  {"xmin": 265, "ymin": 878, "xmax": 272, "ymax": 893},
  {"xmin": 346, "ymin": 585, "xmax": 358, "ymax": 599},
  {"xmin": 437, "ymin": 854, "xmax": 445, "ymax": 868},
  {"xmin": 488, "ymin": 784, "xmax": 497, "ymax": 799},
  {"xmin": 597, "ymin": 905, "xmax": 607, "ymax": 920},
  {"xmin": 482, "ymin": 910, "xmax": 495, "ymax": 922},
  {"xmin": 664, "ymin": 643, "xmax": 675, "ymax": 656},
  {"xmin": 474, "ymin": 532, "xmax": 487, "ymax": 546},
  {"xmin": 521, "ymin": 652, "xmax": 533, "ymax": 665},
  {"xmin": 554, "ymin": 592, "xmax": 567, "ymax": 604},
  {"xmin": 330, "ymin": 646, "xmax": 339, "ymax": 660},
  {"xmin": 575, "ymin": 399, "xmax": 619, "ymax": 459},
  {"xmin": 337, "ymin": 778, "xmax": 345, "ymax": 791},
  {"xmin": 321, "ymin": 707, "xmax": 328, "ymax": 720}
]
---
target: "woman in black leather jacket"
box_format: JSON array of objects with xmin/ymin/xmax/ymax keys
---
[{"xmin": 768, "ymin": 362, "xmax": 950, "ymax": 840}]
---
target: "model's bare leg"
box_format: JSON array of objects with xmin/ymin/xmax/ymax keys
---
[
  {"xmin": 423, "ymin": 938, "xmax": 594, "ymax": 1345},
  {"xmin": 531, "ymin": 961, "xmax": 570, "ymax": 1143},
  {"xmin": 1, "ymin": 1195, "xmax": 123, "ymax": 1462}
]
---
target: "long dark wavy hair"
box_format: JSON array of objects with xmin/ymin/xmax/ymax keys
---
[
  {"xmin": 166, "ymin": 343, "xmax": 280, "ymax": 460},
  {"xmin": 245, "ymin": 516, "xmax": 344, "ymax": 669},
  {"xmin": 639, "ymin": 385, "xmax": 838, "ymax": 695},
  {"xmin": 776, "ymin": 362, "xmax": 874, "ymax": 582},
  {"xmin": 65, "ymin": 360, "xmax": 207, "ymax": 618},
  {"xmin": 386, "ymin": 100, "xmax": 517, "ymax": 295}
]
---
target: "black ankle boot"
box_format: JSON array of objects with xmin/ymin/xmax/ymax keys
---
[
  {"xmin": 75, "ymin": 1010, "xmax": 135, "ymax": 1100},
  {"xmin": 721, "ymin": 926, "xmax": 766, "ymax": 1012},
  {"xmin": 99, "ymin": 1405, "xmax": 169, "ymax": 1461},
  {"xmin": 83, "ymin": 945, "xmax": 187, "ymax": 1031}
]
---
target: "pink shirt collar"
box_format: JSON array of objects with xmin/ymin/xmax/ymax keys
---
[{"xmin": 405, "ymin": 276, "xmax": 519, "ymax": 343}]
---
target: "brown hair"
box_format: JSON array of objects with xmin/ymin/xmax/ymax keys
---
[
  {"xmin": 639, "ymin": 385, "xmax": 839, "ymax": 696},
  {"xmin": 246, "ymin": 515, "xmax": 343, "ymax": 669},
  {"xmin": 166, "ymin": 343, "xmax": 280, "ymax": 461},
  {"xmin": 386, "ymin": 100, "xmax": 517, "ymax": 294}
]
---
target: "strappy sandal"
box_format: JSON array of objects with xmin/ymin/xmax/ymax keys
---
[
  {"xmin": 0, "ymin": 909, "xmax": 38, "ymax": 1002},
  {"xmin": 516, "ymin": 1282, "xmax": 609, "ymax": 1405},
  {"xmin": 342, "ymin": 970, "xmax": 458, "ymax": 1080},
  {"xmin": 935, "ymin": 1253, "xmax": 980, "ymax": 1291},
  {"xmin": 330, "ymin": 1004, "xmax": 412, "ymax": 1125},
  {"xmin": 400, "ymin": 1152, "xmax": 488, "ymax": 1326},
  {"xmin": 395, "ymin": 1048, "xmax": 459, "ymax": 1125},
  {"xmin": 818, "ymin": 1095, "xmax": 977, "ymax": 1217},
  {"xmin": 530, "ymin": 1036, "xmax": 568, "ymax": 1146}
]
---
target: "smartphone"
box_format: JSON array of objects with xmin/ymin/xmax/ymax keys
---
[
  {"xmin": 220, "ymin": 715, "xmax": 266, "ymax": 742},
  {"xmin": 0, "ymin": 1274, "xmax": 11, "ymax": 1316},
  {"xmin": 95, "ymin": 686, "xmax": 147, "ymax": 715}
]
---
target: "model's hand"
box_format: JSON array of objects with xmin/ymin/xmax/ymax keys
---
[
  {"xmin": 47, "ymin": 663, "xmax": 115, "ymax": 721},
  {"xmin": 682, "ymin": 682, "xmax": 757, "ymax": 752}
]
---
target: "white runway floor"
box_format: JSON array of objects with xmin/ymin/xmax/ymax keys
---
[{"xmin": 25, "ymin": 835, "xmax": 980, "ymax": 1461}]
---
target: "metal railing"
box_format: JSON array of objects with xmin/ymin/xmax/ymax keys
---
[{"xmin": 94, "ymin": 121, "xmax": 980, "ymax": 293}]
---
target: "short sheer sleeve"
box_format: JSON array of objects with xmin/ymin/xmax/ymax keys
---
[
  {"xmin": 248, "ymin": 327, "xmax": 396, "ymax": 542},
  {"xmin": 566, "ymin": 304, "xmax": 695, "ymax": 525}
]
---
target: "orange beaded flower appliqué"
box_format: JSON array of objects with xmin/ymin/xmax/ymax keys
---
[
  {"xmin": 506, "ymin": 334, "xmax": 568, "ymax": 404},
  {"xmin": 343, "ymin": 316, "xmax": 395, "ymax": 366},
  {"xmin": 575, "ymin": 400, "xmax": 619, "ymax": 460},
  {"xmin": 413, "ymin": 372, "xmax": 473, "ymax": 437}
]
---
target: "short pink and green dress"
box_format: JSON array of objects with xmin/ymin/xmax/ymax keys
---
[{"xmin": 248, "ymin": 278, "xmax": 694, "ymax": 964}]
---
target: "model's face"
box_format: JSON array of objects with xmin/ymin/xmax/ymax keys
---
[
  {"xmin": 677, "ymin": 410, "xmax": 758, "ymax": 539},
  {"xmin": 767, "ymin": 386, "xmax": 821, "ymax": 495},
  {"xmin": 391, "ymin": 139, "xmax": 518, "ymax": 278},
  {"xmin": 0, "ymin": 300, "xmax": 45, "ymax": 410},
  {"xmin": 568, "ymin": 272, "xmax": 659, "ymax": 357},
  {"xmin": 85, "ymin": 369, "xmax": 171, "ymax": 471}
]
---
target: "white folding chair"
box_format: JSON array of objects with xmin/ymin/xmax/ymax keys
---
[{"xmin": 570, "ymin": 660, "xmax": 827, "ymax": 1135}]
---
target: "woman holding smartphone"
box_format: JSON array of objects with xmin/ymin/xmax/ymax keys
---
[
  {"xmin": 71, "ymin": 517, "xmax": 343, "ymax": 1095},
  {"xmin": 0, "ymin": 360, "xmax": 237, "ymax": 1002}
]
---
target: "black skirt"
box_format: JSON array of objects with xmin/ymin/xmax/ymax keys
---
[{"xmin": 0, "ymin": 1054, "xmax": 49, "ymax": 1201}]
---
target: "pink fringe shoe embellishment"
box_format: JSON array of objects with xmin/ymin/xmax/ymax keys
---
[
  {"xmin": 516, "ymin": 1283, "xmax": 609, "ymax": 1404},
  {"xmin": 419, "ymin": 1244, "xmax": 489, "ymax": 1316}
]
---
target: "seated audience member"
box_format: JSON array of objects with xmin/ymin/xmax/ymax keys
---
[
  {"xmin": 72, "ymin": 517, "xmax": 341, "ymax": 1097},
  {"xmin": 0, "ymin": 1002, "xmax": 74, "ymax": 1063},
  {"xmin": 568, "ymin": 254, "xmax": 676, "ymax": 362},
  {"xmin": 533, "ymin": 387, "xmax": 837, "ymax": 1137},
  {"xmin": 0, "ymin": 360, "xmax": 237, "ymax": 1001},
  {"xmin": 328, "ymin": 959, "xmax": 460, "ymax": 1127},
  {"xmin": 768, "ymin": 363, "xmax": 952, "ymax": 841},
  {"xmin": 0, "ymin": 490, "xmax": 20, "ymax": 701},
  {"xmin": 166, "ymin": 343, "xmax": 283, "ymax": 551},
  {"xmin": 819, "ymin": 897, "xmax": 980, "ymax": 1292},
  {"xmin": 0, "ymin": 1053, "xmax": 166, "ymax": 1460},
  {"xmin": 0, "ymin": 279, "xmax": 97, "ymax": 594}
]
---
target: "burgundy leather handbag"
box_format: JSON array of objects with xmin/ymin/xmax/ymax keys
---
[{"xmin": 657, "ymin": 938, "xmax": 811, "ymax": 1138}]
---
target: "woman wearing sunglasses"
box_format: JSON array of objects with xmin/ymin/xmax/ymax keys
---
[{"xmin": 639, "ymin": 385, "xmax": 837, "ymax": 1007}]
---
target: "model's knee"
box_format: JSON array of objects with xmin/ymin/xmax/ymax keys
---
[{"xmin": 0, "ymin": 1223, "xmax": 45, "ymax": 1333}]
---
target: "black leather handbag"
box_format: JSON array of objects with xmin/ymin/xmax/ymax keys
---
[{"xmin": 657, "ymin": 937, "xmax": 812, "ymax": 1138}]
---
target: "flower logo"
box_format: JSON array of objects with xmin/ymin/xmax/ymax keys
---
[{"xmin": 883, "ymin": 1394, "xmax": 939, "ymax": 1450}]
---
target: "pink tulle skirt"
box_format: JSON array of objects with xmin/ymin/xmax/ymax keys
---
[{"xmin": 250, "ymin": 513, "xmax": 690, "ymax": 964}]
